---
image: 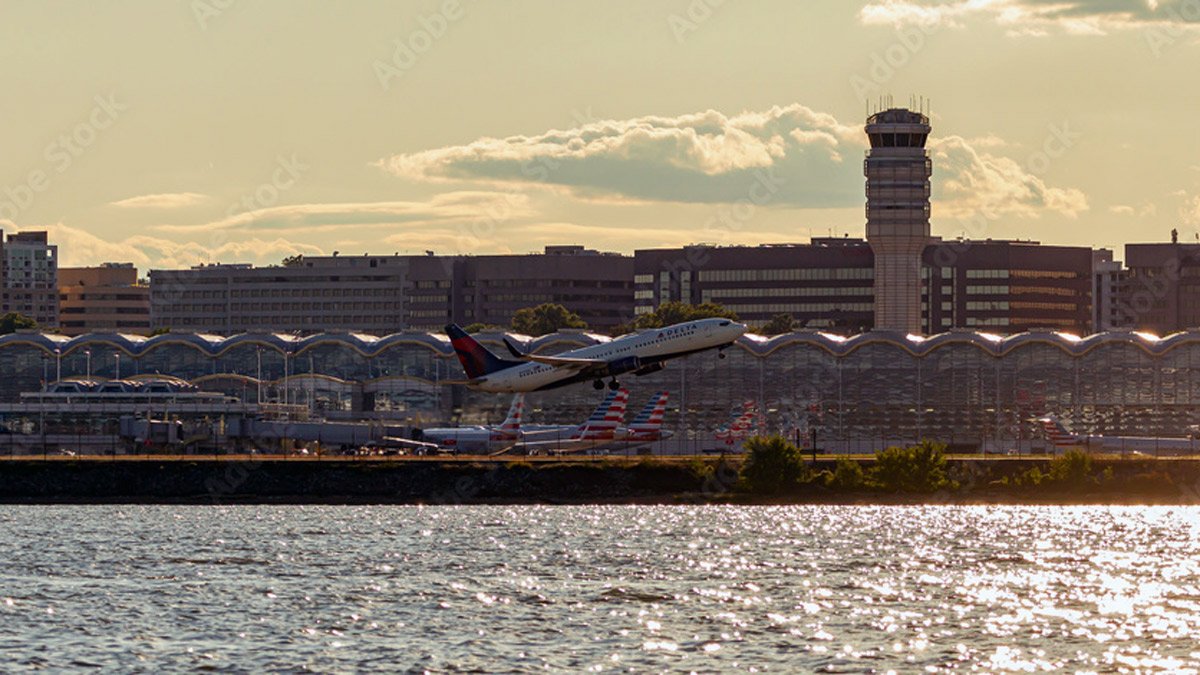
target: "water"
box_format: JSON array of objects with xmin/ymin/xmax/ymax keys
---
[{"xmin": 2, "ymin": 505, "xmax": 1200, "ymax": 673}]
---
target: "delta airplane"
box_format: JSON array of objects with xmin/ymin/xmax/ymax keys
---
[
  {"xmin": 1038, "ymin": 413, "xmax": 1200, "ymax": 455},
  {"xmin": 444, "ymin": 318, "xmax": 747, "ymax": 393}
]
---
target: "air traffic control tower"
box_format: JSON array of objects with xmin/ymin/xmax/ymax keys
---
[{"xmin": 864, "ymin": 104, "xmax": 932, "ymax": 333}]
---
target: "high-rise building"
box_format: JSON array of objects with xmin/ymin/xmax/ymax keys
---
[
  {"xmin": 58, "ymin": 263, "xmax": 151, "ymax": 336},
  {"xmin": 0, "ymin": 229, "xmax": 59, "ymax": 328},
  {"xmin": 863, "ymin": 106, "xmax": 932, "ymax": 333},
  {"xmin": 1091, "ymin": 249, "xmax": 1128, "ymax": 332}
]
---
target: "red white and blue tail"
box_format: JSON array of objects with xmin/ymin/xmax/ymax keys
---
[
  {"xmin": 578, "ymin": 388, "xmax": 629, "ymax": 440},
  {"xmin": 626, "ymin": 392, "xmax": 669, "ymax": 440},
  {"xmin": 1038, "ymin": 413, "xmax": 1079, "ymax": 447},
  {"xmin": 494, "ymin": 394, "xmax": 524, "ymax": 438}
]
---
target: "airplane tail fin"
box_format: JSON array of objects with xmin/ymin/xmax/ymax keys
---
[
  {"xmin": 496, "ymin": 393, "xmax": 525, "ymax": 435},
  {"xmin": 445, "ymin": 324, "xmax": 523, "ymax": 379},
  {"xmin": 1037, "ymin": 413, "xmax": 1078, "ymax": 447},
  {"xmin": 580, "ymin": 387, "xmax": 629, "ymax": 438},
  {"xmin": 628, "ymin": 391, "xmax": 669, "ymax": 433}
]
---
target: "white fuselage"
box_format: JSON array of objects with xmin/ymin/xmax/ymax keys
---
[
  {"xmin": 420, "ymin": 427, "xmax": 519, "ymax": 454},
  {"xmin": 473, "ymin": 319, "xmax": 746, "ymax": 393},
  {"xmin": 1076, "ymin": 435, "xmax": 1200, "ymax": 455}
]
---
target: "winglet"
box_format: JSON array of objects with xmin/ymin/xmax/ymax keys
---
[{"xmin": 503, "ymin": 336, "xmax": 527, "ymax": 359}]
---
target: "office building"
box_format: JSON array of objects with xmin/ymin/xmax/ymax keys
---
[
  {"xmin": 635, "ymin": 238, "xmax": 1095, "ymax": 335},
  {"xmin": 1121, "ymin": 242, "xmax": 1200, "ymax": 334},
  {"xmin": 0, "ymin": 230, "xmax": 58, "ymax": 328},
  {"xmin": 149, "ymin": 246, "xmax": 633, "ymax": 336},
  {"xmin": 58, "ymin": 263, "xmax": 151, "ymax": 336}
]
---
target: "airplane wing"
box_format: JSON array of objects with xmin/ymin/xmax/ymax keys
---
[
  {"xmin": 522, "ymin": 353, "xmax": 608, "ymax": 372},
  {"xmin": 380, "ymin": 436, "xmax": 442, "ymax": 450}
]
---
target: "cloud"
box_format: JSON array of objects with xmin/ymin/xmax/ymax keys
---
[
  {"xmin": 108, "ymin": 192, "xmax": 209, "ymax": 209},
  {"xmin": 931, "ymin": 135, "xmax": 1090, "ymax": 218},
  {"xmin": 377, "ymin": 105, "xmax": 866, "ymax": 207},
  {"xmin": 380, "ymin": 104, "xmax": 1088, "ymax": 220},
  {"xmin": 155, "ymin": 192, "xmax": 533, "ymax": 233},
  {"xmin": 1109, "ymin": 204, "xmax": 1136, "ymax": 214},
  {"xmin": 859, "ymin": 0, "xmax": 1200, "ymax": 35},
  {"xmin": 4, "ymin": 221, "xmax": 323, "ymax": 270}
]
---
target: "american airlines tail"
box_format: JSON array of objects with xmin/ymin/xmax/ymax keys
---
[
  {"xmin": 1038, "ymin": 414, "xmax": 1080, "ymax": 448},
  {"xmin": 626, "ymin": 392, "xmax": 669, "ymax": 439},
  {"xmin": 445, "ymin": 324, "xmax": 523, "ymax": 379},
  {"xmin": 579, "ymin": 388, "xmax": 630, "ymax": 439},
  {"xmin": 495, "ymin": 394, "xmax": 525, "ymax": 437}
]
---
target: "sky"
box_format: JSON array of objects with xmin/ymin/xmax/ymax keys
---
[{"xmin": 2, "ymin": 0, "xmax": 1199, "ymax": 271}]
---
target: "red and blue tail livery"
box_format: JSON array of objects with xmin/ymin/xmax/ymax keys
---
[{"xmin": 445, "ymin": 324, "xmax": 523, "ymax": 380}]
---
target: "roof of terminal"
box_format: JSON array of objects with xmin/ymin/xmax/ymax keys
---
[{"xmin": 0, "ymin": 329, "xmax": 1195, "ymax": 358}]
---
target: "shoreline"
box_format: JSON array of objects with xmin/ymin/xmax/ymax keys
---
[{"xmin": 2, "ymin": 456, "xmax": 1199, "ymax": 506}]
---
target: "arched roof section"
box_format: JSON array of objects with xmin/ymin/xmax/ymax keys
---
[{"xmin": 16, "ymin": 328, "xmax": 1200, "ymax": 360}]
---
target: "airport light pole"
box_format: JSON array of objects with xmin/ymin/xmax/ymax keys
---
[
  {"xmin": 85, "ymin": 349, "xmax": 91, "ymax": 380},
  {"xmin": 115, "ymin": 353, "xmax": 120, "ymax": 380}
]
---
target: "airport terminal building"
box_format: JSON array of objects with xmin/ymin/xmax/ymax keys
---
[{"xmin": 2, "ymin": 327, "xmax": 1198, "ymax": 452}]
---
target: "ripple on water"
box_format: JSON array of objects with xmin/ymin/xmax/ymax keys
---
[{"xmin": 2, "ymin": 504, "xmax": 1200, "ymax": 672}]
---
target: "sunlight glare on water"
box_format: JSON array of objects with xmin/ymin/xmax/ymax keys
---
[{"xmin": 1, "ymin": 504, "xmax": 1199, "ymax": 672}]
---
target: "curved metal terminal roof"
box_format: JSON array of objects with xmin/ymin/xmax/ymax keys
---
[{"xmin": 0, "ymin": 329, "xmax": 1190, "ymax": 359}]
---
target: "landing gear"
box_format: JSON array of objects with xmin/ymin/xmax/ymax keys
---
[
  {"xmin": 718, "ymin": 348, "xmax": 727, "ymax": 360},
  {"xmin": 608, "ymin": 379, "xmax": 621, "ymax": 391},
  {"xmin": 593, "ymin": 379, "xmax": 605, "ymax": 390}
]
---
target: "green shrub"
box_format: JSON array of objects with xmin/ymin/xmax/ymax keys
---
[
  {"xmin": 740, "ymin": 435, "xmax": 809, "ymax": 494},
  {"xmin": 686, "ymin": 457, "xmax": 715, "ymax": 483},
  {"xmin": 871, "ymin": 440, "xmax": 956, "ymax": 493},
  {"xmin": 505, "ymin": 460, "xmax": 534, "ymax": 471},
  {"xmin": 826, "ymin": 457, "xmax": 867, "ymax": 491},
  {"xmin": 1047, "ymin": 448, "xmax": 1093, "ymax": 487}
]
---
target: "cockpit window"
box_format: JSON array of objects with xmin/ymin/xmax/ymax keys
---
[{"xmin": 719, "ymin": 321, "xmax": 730, "ymax": 326}]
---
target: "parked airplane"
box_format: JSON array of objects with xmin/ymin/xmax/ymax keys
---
[
  {"xmin": 514, "ymin": 388, "xmax": 631, "ymax": 455},
  {"xmin": 615, "ymin": 391, "xmax": 673, "ymax": 444},
  {"xmin": 1038, "ymin": 413, "xmax": 1200, "ymax": 455},
  {"xmin": 715, "ymin": 403, "xmax": 759, "ymax": 448},
  {"xmin": 444, "ymin": 318, "xmax": 747, "ymax": 393},
  {"xmin": 398, "ymin": 394, "xmax": 526, "ymax": 454}
]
